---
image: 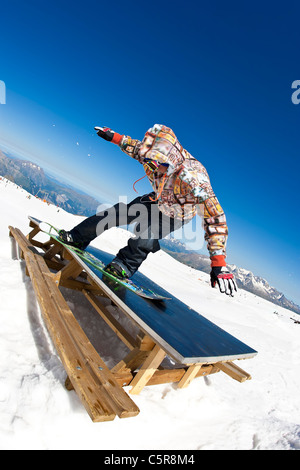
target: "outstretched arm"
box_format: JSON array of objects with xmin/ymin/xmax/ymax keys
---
[
  {"xmin": 94, "ymin": 126, "xmax": 142, "ymax": 160},
  {"xmin": 94, "ymin": 126, "xmax": 123, "ymax": 144},
  {"xmin": 200, "ymin": 196, "xmax": 228, "ymax": 266},
  {"xmin": 197, "ymin": 197, "xmax": 237, "ymax": 296}
]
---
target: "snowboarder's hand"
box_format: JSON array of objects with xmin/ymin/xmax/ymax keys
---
[
  {"xmin": 210, "ymin": 266, "xmax": 237, "ymax": 296},
  {"xmin": 94, "ymin": 126, "xmax": 123, "ymax": 145},
  {"xmin": 94, "ymin": 126, "xmax": 115, "ymax": 141}
]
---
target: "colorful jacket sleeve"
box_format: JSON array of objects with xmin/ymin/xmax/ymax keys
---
[
  {"xmin": 117, "ymin": 135, "xmax": 143, "ymax": 161},
  {"xmin": 198, "ymin": 197, "xmax": 228, "ymax": 267}
]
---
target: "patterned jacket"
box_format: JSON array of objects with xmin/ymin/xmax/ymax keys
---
[{"xmin": 113, "ymin": 124, "xmax": 228, "ymax": 266}]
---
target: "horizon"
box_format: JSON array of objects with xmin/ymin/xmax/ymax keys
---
[
  {"xmin": 0, "ymin": 143, "xmax": 104, "ymax": 202},
  {"xmin": 0, "ymin": 1, "xmax": 299, "ymax": 304}
]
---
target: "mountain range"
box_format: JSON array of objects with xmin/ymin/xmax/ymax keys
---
[
  {"xmin": 160, "ymin": 237, "xmax": 300, "ymax": 315},
  {"xmin": 0, "ymin": 150, "xmax": 100, "ymax": 216}
]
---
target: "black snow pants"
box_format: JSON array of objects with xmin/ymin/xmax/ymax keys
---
[{"xmin": 69, "ymin": 192, "xmax": 185, "ymax": 277}]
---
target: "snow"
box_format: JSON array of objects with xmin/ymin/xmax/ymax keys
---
[{"xmin": 0, "ymin": 176, "xmax": 300, "ymax": 450}]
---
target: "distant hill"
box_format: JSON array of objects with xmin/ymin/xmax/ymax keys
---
[
  {"xmin": 160, "ymin": 237, "xmax": 300, "ymax": 315},
  {"xmin": 0, "ymin": 150, "xmax": 101, "ymax": 216}
]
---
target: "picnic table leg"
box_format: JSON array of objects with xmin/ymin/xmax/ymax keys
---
[
  {"xmin": 177, "ymin": 364, "xmax": 203, "ymax": 389},
  {"xmin": 130, "ymin": 345, "xmax": 166, "ymax": 395}
]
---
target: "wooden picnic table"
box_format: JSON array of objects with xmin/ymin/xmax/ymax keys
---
[{"xmin": 8, "ymin": 217, "xmax": 257, "ymax": 422}]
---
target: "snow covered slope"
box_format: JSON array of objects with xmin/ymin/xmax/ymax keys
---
[{"xmin": 1, "ymin": 177, "xmax": 299, "ymax": 450}]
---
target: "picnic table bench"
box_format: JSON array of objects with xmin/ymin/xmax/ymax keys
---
[{"xmin": 8, "ymin": 217, "xmax": 257, "ymax": 422}]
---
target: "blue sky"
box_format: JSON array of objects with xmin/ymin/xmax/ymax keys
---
[{"xmin": 0, "ymin": 0, "xmax": 300, "ymax": 304}]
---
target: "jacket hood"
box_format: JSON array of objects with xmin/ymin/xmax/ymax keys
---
[{"xmin": 138, "ymin": 124, "xmax": 185, "ymax": 174}]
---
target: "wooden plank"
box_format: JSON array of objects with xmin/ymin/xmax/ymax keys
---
[
  {"xmin": 110, "ymin": 370, "xmax": 134, "ymax": 387},
  {"xmin": 145, "ymin": 365, "xmax": 218, "ymax": 386},
  {"xmin": 58, "ymin": 278, "xmax": 100, "ymax": 292},
  {"xmin": 130, "ymin": 345, "xmax": 166, "ymax": 395},
  {"xmin": 83, "ymin": 290, "xmax": 138, "ymax": 351},
  {"xmin": 136, "ymin": 332, "xmax": 156, "ymax": 351},
  {"xmin": 44, "ymin": 241, "xmax": 63, "ymax": 260},
  {"xmin": 27, "ymin": 225, "xmax": 40, "ymax": 241},
  {"xmin": 50, "ymin": 258, "xmax": 101, "ymax": 292},
  {"xmin": 65, "ymin": 376, "xmax": 74, "ymax": 391},
  {"xmin": 215, "ymin": 361, "xmax": 252, "ymax": 382},
  {"xmin": 52, "ymin": 259, "xmax": 84, "ymax": 285},
  {"xmin": 43, "ymin": 257, "xmax": 66, "ymax": 272},
  {"xmin": 177, "ymin": 364, "xmax": 202, "ymax": 389},
  {"xmin": 9, "ymin": 226, "xmax": 41, "ymax": 255},
  {"xmin": 111, "ymin": 347, "xmax": 149, "ymax": 374}
]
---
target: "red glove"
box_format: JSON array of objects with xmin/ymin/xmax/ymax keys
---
[
  {"xmin": 210, "ymin": 266, "xmax": 237, "ymax": 297},
  {"xmin": 94, "ymin": 126, "xmax": 122, "ymax": 145}
]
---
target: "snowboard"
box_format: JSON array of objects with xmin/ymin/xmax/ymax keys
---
[{"xmin": 37, "ymin": 219, "xmax": 170, "ymax": 301}]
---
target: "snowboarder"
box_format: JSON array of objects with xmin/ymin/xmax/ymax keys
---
[{"xmin": 59, "ymin": 124, "xmax": 237, "ymax": 296}]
